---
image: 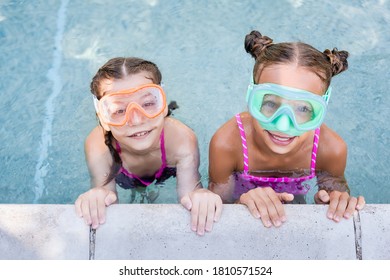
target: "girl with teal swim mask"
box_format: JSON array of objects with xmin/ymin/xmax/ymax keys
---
[{"xmin": 209, "ymin": 30, "xmax": 365, "ymax": 228}]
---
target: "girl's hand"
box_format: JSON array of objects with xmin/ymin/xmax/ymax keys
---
[
  {"xmin": 75, "ymin": 188, "xmax": 118, "ymax": 229},
  {"xmin": 239, "ymin": 187, "xmax": 294, "ymax": 228},
  {"xmin": 180, "ymin": 189, "xmax": 223, "ymax": 236},
  {"xmin": 314, "ymin": 190, "xmax": 365, "ymax": 222}
]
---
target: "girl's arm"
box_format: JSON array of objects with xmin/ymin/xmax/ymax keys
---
[
  {"xmin": 315, "ymin": 125, "xmax": 365, "ymax": 221},
  {"xmin": 75, "ymin": 126, "xmax": 118, "ymax": 229},
  {"xmin": 208, "ymin": 124, "xmax": 239, "ymax": 203},
  {"xmin": 166, "ymin": 118, "xmax": 222, "ymax": 236}
]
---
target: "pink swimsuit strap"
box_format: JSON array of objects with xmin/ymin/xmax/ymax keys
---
[
  {"xmin": 235, "ymin": 113, "xmax": 319, "ymax": 183},
  {"xmin": 115, "ymin": 129, "xmax": 167, "ymax": 186}
]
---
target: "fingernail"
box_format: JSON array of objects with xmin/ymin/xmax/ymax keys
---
[
  {"xmin": 344, "ymin": 213, "xmax": 350, "ymax": 219},
  {"xmin": 334, "ymin": 216, "xmax": 340, "ymax": 222},
  {"xmin": 275, "ymin": 220, "xmax": 281, "ymax": 227}
]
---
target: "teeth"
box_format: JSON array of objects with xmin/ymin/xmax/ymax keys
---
[
  {"xmin": 273, "ymin": 135, "xmax": 290, "ymax": 141},
  {"xmin": 132, "ymin": 131, "xmax": 148, "ymax": 137}
]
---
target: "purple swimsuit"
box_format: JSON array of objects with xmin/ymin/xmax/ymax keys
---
[
  {"xmin": 233, "ymin": 113, "xmax": 320, "ymax": 200},
  {"xmin": 115, "ymin": 129, "xmax": 176, "ymax": 189}
]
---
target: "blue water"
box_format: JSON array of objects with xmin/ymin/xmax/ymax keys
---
[{"xmin": 0, "ymin": 0, "xmax": 389, "ymax": 204}]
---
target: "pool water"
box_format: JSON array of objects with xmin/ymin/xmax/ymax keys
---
[{"xmin": 0, "ymin": 0, "xmax": 389, "ymax": 204}]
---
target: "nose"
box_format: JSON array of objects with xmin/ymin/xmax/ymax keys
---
[{"xmin": 275, "ymin": 114, "xmax": 292, "ymax": 132}]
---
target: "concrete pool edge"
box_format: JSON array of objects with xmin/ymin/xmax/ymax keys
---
[{"xmin": 0, "ymin": 204, "xmax": 389, "ymax": 260}]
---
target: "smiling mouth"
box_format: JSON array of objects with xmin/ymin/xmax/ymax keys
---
[
  {"xmin": 267, "ymin": 131, "xmax": 296, "ymax": 145},
  {"xmin": 129, "ymin": 130, "xmax": 152, "ymax": 138}
]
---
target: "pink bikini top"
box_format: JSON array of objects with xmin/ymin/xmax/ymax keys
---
[{"xmin": 115, "ymin": 129, "xmax": 176, "ymax": 188}]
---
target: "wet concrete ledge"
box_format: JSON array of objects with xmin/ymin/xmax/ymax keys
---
[{"xmin": 0, "ymin": 204, "xmax": 389, "ymax": 260}]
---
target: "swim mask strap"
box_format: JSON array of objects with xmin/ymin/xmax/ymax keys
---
[
  {"xmin": 93, "ymin": 96, "xmax": 99, "ymax": 113},
  {"xmin": 246, "ymin": 76, "xmax": 255, "ymax": 103},
  {"xmin": 322, "ymin": 86, "xmax": 332, "ymax": 104}
]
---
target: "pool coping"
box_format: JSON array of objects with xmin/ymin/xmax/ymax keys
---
[{"xmin": 0, "ymin": 204, "xmax": 389, "ymax": 260}]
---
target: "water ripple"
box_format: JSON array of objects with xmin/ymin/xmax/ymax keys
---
[{"xmin": 34, "ymin": 0, "xmax": 69, "ymax": 203}]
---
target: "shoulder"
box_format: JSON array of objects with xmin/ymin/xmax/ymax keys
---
[
  {"xmin": 210, "ymin": 114, "xmax": 242, "ymax": 153},
  {"xmin": 85, "ymin": 126, "xmax": 105, "ymax": 146},
  {"xmin": 84, "ymin": 126, "xmax": 110, "ymax": 158},
  {"xmin": 163, "ymin": 117, "xmax": 199, "ymax": 160},
  {"xmin": 164, "ymin": 117, "xmax": 197, "ymax": 144},
  {"xmin": 317, "ymin": 124, "xmax": 347, "ymax": 176},
  {"xmin": 318, "ymin": 124, "xmax": 347, "ymax": 157}
]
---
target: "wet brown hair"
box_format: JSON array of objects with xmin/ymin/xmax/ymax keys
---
[
  {"xmin": 90, "ymin": 57, "xmax": 162, "ymax": 185},
  {"xmin": 91, "ymin": 57, "xmax": 162, "ymax": 99},
  {"xmin": 244, "ymin": 30, "xmax": 349, "ymax": 90}
]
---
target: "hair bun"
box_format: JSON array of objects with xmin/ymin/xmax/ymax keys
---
[
  {"xmin": 323, "ymin": 48, "xmax": 349, "ymax": 76},
  {"xmin": 244, "ymin": 30, "xmax": 273, "ymax": 59}
]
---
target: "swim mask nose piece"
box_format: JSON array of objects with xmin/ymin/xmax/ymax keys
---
[
  {"xmin": 125, "ymin": 103, "xmax": 146, "ymax": 125},
  {"xmin": 274, "ymin": 114, "xmax": 292, "ymax": 132}
]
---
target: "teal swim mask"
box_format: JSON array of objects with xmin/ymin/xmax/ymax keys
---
[{"xmin": 246, "ymin": 82, "xmax": 332, "ymax": 136}]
